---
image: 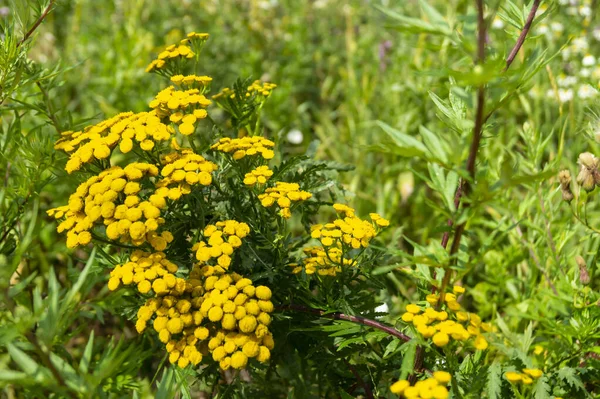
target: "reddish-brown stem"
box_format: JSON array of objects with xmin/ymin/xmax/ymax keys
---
[
  {"xmin": 433, "ymin": 0, "xmax": 541, "ymax": 282},
  {"xmin": 278, "ymin": 304, "xmax": 411, "ymax": 342},
  {"xmin": 16, "ymin": 0, "xmax": 56, "ymax": 49},
  {"xmin": 412, "ymin": 0, "xmax": 487, "ymax": 383},
  {"xmin": 504, "ymin": 0, "xmax": 542, "ymax": 71},
  {"xmin": 417, "ymin": 0, "xmax": 542, "ymax": 382}
]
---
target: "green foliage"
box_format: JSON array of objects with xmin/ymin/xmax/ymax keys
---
[{"xmin": 1, "ymin": 0, "xmax": 600, "ymax": 398}]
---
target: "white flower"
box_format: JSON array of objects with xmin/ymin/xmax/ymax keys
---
[
  {"xmin": 492, "ymin": 17, "xmax": 504, "ymax": 29},
  {"xmin": 582, "ymin": 54, "xmax": 596, "ymax": 67},
  {"xmin": 286, "ymin": 129, "xmax": 304, "ymax": 145},
  {"xmin": 579, "ymin": 6, "xmax": 592, "ymax": 17},
  {"xmin": 551, "ymin": 22, "xmax": 564, "ymax": 33},
  {"xmin": 578, "ymin": 84, "xmax": 597, "ymax": 99},
  {"xmin": 558, "ymin": 75, "xmax": 577, "ymax": 87},
  {"xmin": 537, "ymin": 24, "xmax": 549, "ymax": 35},
  {"xmin": 593, "ymin": 28, "xmax": 600, "ymax": 42},
  {"xmin": 558, "ymin": 88, "xmax": 574, "ymax": 103},
  {"xmin": 572, "ymin": 37, "xmax": 589, "ymax": 54},
  {"xmin": 313, "ymin": 0, "xmax": 329, "ymax": 9},
  {"xmin": 580, "ymin": 68, "xmax": 591, "ymax": 78}
]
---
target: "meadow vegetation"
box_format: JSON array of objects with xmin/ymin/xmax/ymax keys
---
[{"xmin": 0, "ymin": 1, "xmax": 599, "ymax": 398}]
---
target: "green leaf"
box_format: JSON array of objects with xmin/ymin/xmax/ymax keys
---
[
  {"xmin": 376, "ymin": 4, "xmax": 452, "ymax": 36},
  {"xmin": 533, "ymin": 375, "xmax": 551, "ymax": 399},
  {"xmin": 7, "ymin": 343, "xmax": 39, "ymax": 375},
  {"xmin": 399, "ymin": 340, "xmax": 417, "ymax": 380},
  {"xmin": 485, "ymin": 362, "xmax": 503, "ymax": 399},
  {"xmin": 556, "ymin": 367, "xmax": 586, "ymax": 392},
  {"xmin": 375, "ymin": 121, "xmax": 427, "ymax": 158},
  {"xmin": 420, "ymin": 126, "xmax": 448, "ymax": 163},
  {"xmin": 383, "ymin": 339, "xmax": 401, "ymax": 359},
  {"xmin": 155, "ymin": 367, "xmax": 176, "ymax": 399},
  {"xmin": 64, "ymin": 248, "xmax": 96, "ymax": 308},
  {"xmin": 0, "ymin": 369, "xmax": 28, "ymax": 382},
  {"xmin": 79, "ymin": 330, "xmax": 94, "ymax": 374}
]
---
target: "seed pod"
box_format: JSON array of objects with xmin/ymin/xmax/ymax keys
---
[
  {"xmin": 576, "ymin": 255, "xmax": 590, "ymax": 285},
  {"xmin": 577, "ymin": 169, "xmax": 596, "ymax": 192},
  {"xmin": 561, "ymin": 188, "xmax": 574, "ymax": 202}
]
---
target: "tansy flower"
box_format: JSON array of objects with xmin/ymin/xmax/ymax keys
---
[
  {"xmin": 211, "ymin": 136, "xmax": 276, "ymax": 161},
  {"xmin": 258, "ymin": 182, "xmax": 311, "ymax": 219},
  {"xmin": 505, "ymin": 372, "xmax": 522, "ymax": 383}
]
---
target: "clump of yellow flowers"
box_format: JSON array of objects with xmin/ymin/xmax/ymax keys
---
[
  {"xmin": 290, "ymin": 203, "xmax": 389, "ymax": 275},
  {"xmin": 401, "ymin": 286, "xmax": 492, "ymax": 350},
  {"xmin": 390, "ymin": 371, "xmax": 451, "ymax": 399},
  {"xmin": 49, "ymin": 32, "xmax": 390, "ymax": 379},
  {"xmin": 505, "ymin": 368, "xmax": 544, "ymax": 385}
]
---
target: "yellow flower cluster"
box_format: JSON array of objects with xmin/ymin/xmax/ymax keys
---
[
  {"xmin": 212, "ymin": 80, "xmax": 277, "ymax": 100},
  {"xmin": 401, "ymin": 286, "xmax": 491, "ymax": 350},
  {"xmin": 390, "ymin": 372, "xmax": 451, "ymax": 399},
  {"xmin": 157, "ymin": 149, "xmax": 218, "ymax": 194},
  {"xmin": 258, "ymin": 182, "xmax": 312, "ymax": 219},
  {"xmin": 55, "ymin": 111, "xmax": 172, "ymax": 173},
  {"xmin": 290, "ymin": 246, "xmax": 354, "ymax": 276},
  {"xmin": 311, "ymin": 203, "xmax": 387, "ymax": 249},
  {"xmin": 247, "ymin": 80, "xmax": 277, "ymax": 97},
  {"xmin": 136, "ymin": 293, "xmax": 205, "ymax": 368},
  {"xmin": 192, "ymin": 220, "xmax": 250, "ymax": 270},
  {"xmin": 149, "ymin": 86, "xmax": 211, "ymax": 136},
  {"xmin": 194, "ymin": 270, "xmax": 274, "ymax": 370},
  {"xmin": 133, "ymin": 237, "xmax": 274, "ymax": 370},
  {"xmin": 145, "ymin": 32, "xmax": 209, "ymax": 74},
  {"xmin": 107, "ymin": 250, "xmax": 180, "ymax": 294},
  {"xmin": 291, "ymin": 204, "xmax": 388, "ymax": 276},
  {"xmin": 47, "ymin": 163, "xmax": 174, "ymax": 249},
  {"xmin": 211, "ymin": 136, "xmax": 275, "ymax": 160},
  {"xmin": 171, "ymin": 74, "xmax": 212, "ymax": 90},
  {"xmin": 243, "ymin": 166, "xmax": 273, "ymax": 186},
  {"xmin": 504, "ymin": 369, "xmax": 543, "ymax": 385}
]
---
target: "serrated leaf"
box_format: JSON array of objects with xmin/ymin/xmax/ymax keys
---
[
  {"xmin": 486, "ymin": 362, "xmax": 503, "ymax": 399},
  {"xmin": 533, "ymin": 375, "xmax": 551, "ymax": 399},
  {"xmin": 556, "ymin": 367, "xmax": 586, "ymax": 392}
]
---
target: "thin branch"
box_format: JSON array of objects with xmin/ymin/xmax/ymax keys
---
[
  {"xmin": 433, "ymin": 0, "xmax": 542, "ymax": 281},
  {"xmin": 414, "ymin": 0, "xmax": 488, "ymax": 382},
  {"xmin": 16, "ymin": 0, "xmax": 57, "ymax": 49},
  {"xmin": 278, "ymin": 304, "xmax": 411, "ymax": 342},
  {"xmin": 342, "ymin": 359, "xmax": 374, "ymax": 399},
  {"xmin": 435, "ymin": 0, "xmax": 487, "ymax": 308},
  {"xmin": 504, "ymin": 0, "xmax": 542, "ymax": 71}
]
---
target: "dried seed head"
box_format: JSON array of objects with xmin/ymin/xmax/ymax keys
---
[
  {"xmin": 558, "ymin": 170, "xmax": 572, "ymax": 187},
  {"xmin": 578, "ymin": 152, "xmax": 598, "ymax": 169},
  {"xmin": 562, "ymin": 188, "xmax": 574, "ymax": 202},
  {"xmin": 577, "ymin": 169, "xmax": 596, "ymax": 192}
]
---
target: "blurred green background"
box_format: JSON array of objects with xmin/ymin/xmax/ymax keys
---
[{"xmin": 2, "ymin": 0, "xmax": 600, "ymax": 396}]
